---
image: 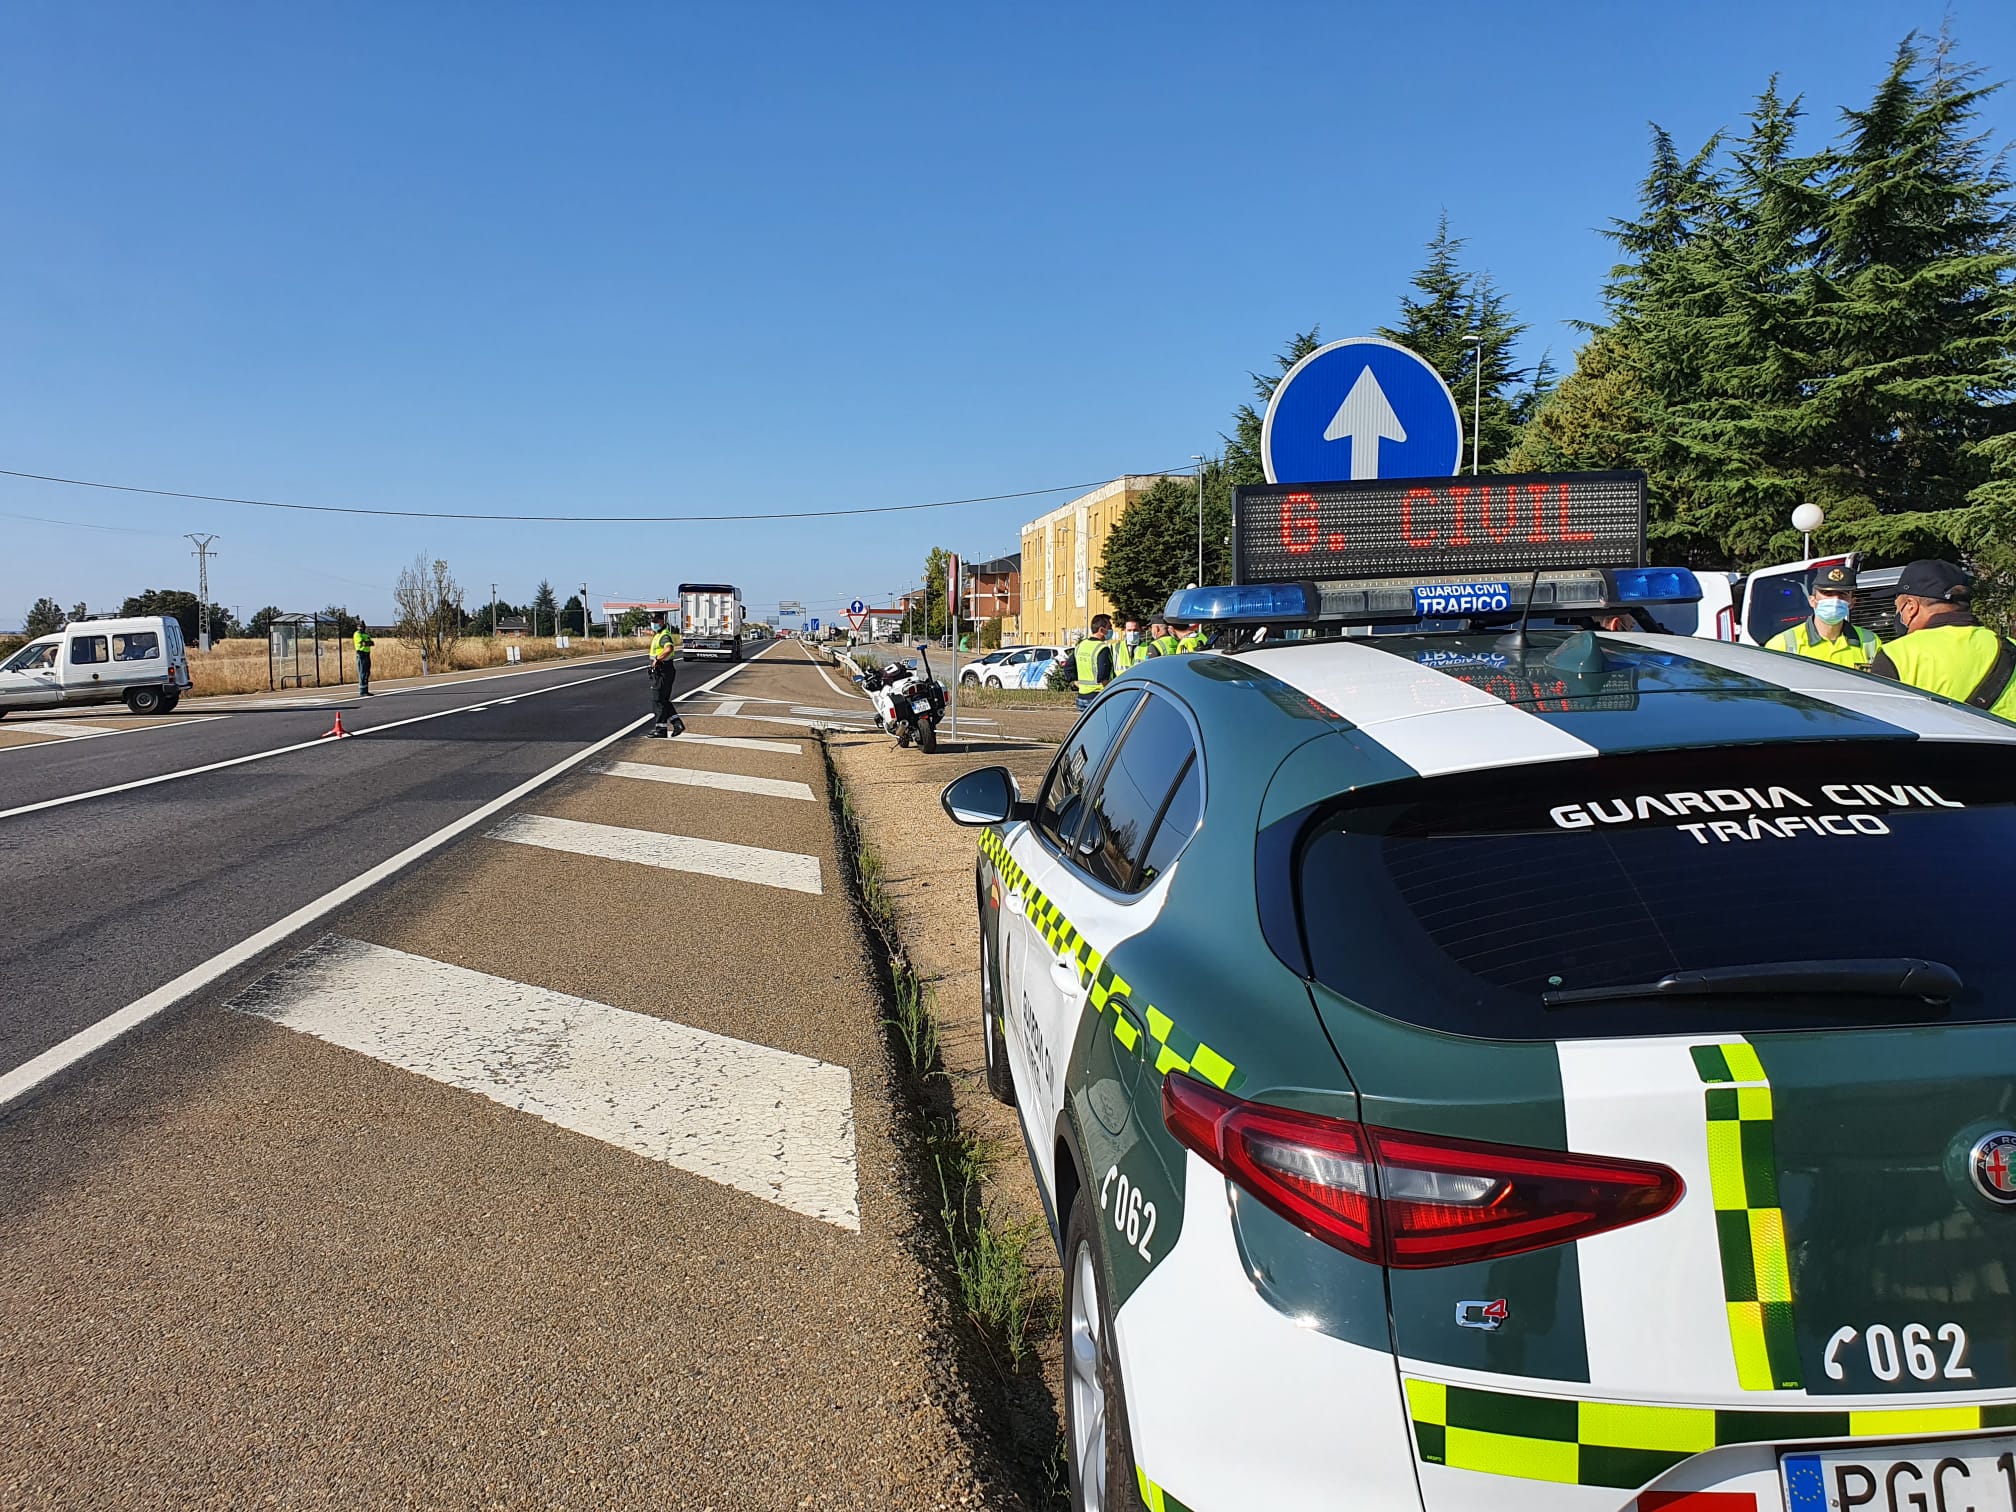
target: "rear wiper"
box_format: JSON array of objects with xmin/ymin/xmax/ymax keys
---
[{"xmin": 1543, "ymin": 958, "xmax": 1962, "ymax": 1009}]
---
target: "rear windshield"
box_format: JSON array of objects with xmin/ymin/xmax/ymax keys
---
[{"xmin": 1292, "ymin": 743, "xmax": 2016, "ymax": 1039}]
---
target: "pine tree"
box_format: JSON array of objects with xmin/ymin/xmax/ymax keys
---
[
  {"xmin": 531, "ymin": 580, "xmax": 559, "ymax": 637},
  {"xmin": 23, "ymin": 597, "xmax": 64, "ymax": 636},
  {"xmin": 1225, "ymin": 330, "xmax": 1323, "ymax": 485}
]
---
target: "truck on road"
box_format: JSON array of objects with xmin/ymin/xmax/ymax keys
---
[{"xmin": 677, "ymin": 583, "xmax": 744, "ymax": 662}]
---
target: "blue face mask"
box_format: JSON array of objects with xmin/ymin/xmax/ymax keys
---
[{"xmin": 1814, "ymin": 597, "xmax": 1852, "ymax": 625}]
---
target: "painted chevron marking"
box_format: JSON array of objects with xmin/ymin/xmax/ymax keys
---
[
  {"xmin": 590, "ymin": 759, "xmax": 815, "ymax": 801},
  {"xmin": 489, "ymin": 813, "xmax": 822, "ymax": 894},
  {"xmin": 231, "ymin": 937, "xmax": 858, "ymax": 1229}
]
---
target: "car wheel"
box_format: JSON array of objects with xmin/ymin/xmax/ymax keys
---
[
  {"xmin": 1065, "ymin": 1187, "xmax": 1145, "ymax": 1512},
  {"xmin": 979, "ymin": 913, "xmax": 1015, "ymax": 1107},
  {"xmin": 986, "ymin": 675, "xmax": 1004, "ymax": 689},
  {"xmin": 125, "ymin": 686, "xmax": 166, "ymax": 715},
  {"xmin": 159, "ymin": 690, "xmax": 182, "ymax": 712}
]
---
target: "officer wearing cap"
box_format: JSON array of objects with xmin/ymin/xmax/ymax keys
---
[
  {"xmin": 1764, "ymin": 561, "xmax": 1880, "ymax": 668},
  {"xmin": 646, "ymin": 609, "xmax": 686, "ymax": 738},
  {"xmin": 1866, "ymin": 559, "xmax": 2016, "ymax": 721}
]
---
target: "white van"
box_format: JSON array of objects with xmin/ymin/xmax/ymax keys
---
[{"xmin": 0, "ymin": 616, "xmax": 193, "ymax": 717}]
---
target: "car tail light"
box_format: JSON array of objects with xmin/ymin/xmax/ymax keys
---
[{"xmin": 1162, "ymin": 1073, "xmax": 1682, "ymax": 1268}]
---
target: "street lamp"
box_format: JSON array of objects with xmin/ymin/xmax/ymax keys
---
[
  {"xmin": 1191, "ymin": 455, "xmax": 1207, "ymax": 583},
  {"xmin": 1792, "ymin": 503, "xmax": 1825, "ymax": 559},
  {"xmin": 1461, "ymin": 335, "xmax": 1483, "ymax": 476}
]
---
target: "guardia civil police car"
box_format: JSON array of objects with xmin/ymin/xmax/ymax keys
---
[{"xmin": 941, "ymin": 477, "xmax": 2016, "ymax": 1512}]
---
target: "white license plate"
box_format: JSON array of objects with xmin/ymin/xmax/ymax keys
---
[
  {"xmin": 1783, "ymin": 1436, "xmax": 2016, "ymax": 1510},
  {"xmin": 911, "ymin": 698, "xmax": 932, "ymax": 713}
]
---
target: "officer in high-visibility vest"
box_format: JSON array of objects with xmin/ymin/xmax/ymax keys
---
[
  {"xmin": 1071, "ymin": 614, "xmax": 1116, "ymax": 712},
  {"xmin": 1115, "ymin": 618, "xmax": 1148, "ymax": 671},
  {"xmin": 1867, "ymin": 559, "xmax": 2016, "ymax": 721},
  {"xmin": 647, "ymin": 610, "xmax": 686, "ymax": 738},
  {"xmin": 352, "ymin": 624, "xmax": 374, "ymax": 696},
  {"xmin": 1175, "ymin": 620, "xmax": 1211, "ymax": 654},
  {"xmin": 1144, "ymin": 620, "xmax": 1180, "ymax": 659},
  {"xmin": 1764, "ymin": 561, "xmax": 1879, "ymax": 667}
]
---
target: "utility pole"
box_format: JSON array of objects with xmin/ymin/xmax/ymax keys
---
[
  {"xmin": 1462, "ymin": 334, "xmax": 1483, "ymax": 477},
  {"xmin": 1191, "ymin": 456, "xmax": 1207, "ymax": 584},
  {"xmin": 186, "ymin": 534, "xmax": 219, "ymax": 650},
  {"xmin": 491, "ymin": 582, "xmax": 498, "ymax": 639},
  {"xmin": 581, "ymin": 582, "xmax": 590, "ymax": 641}
]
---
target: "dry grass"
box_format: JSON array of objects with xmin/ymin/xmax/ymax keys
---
[{"xmin": 188, "ymin": 635, "xmax": 650, "ymax": 695}]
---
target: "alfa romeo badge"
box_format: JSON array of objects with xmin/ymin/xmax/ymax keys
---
[{"xmin": 1969, "ymin": 1131, "xmax": 2016, "ymax": 1204}]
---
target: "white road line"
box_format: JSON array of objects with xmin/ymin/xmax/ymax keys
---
[
  {"xmin": 0, "ymin": 657, "xmax": 763, "ymax": 1113},
  {"xmin": 707, "ymin": 699, "xmax": 746, "ymax": 716},
  {"xmin": 795, "ymin": 639, "xmax": 870, "ymax": 702},
  {"xmin": 734, "ymin": 713, "xmax": 872, "ymax": 732},
  {"xmin": 1, "ymin": 720, "xmax": 128, "ymax": 737},
  {"xmin": 233, "ymin": 937, "xmax": 859, "ymax": 1230},
  {"xmin": 490, "ymin": 812, "xmax": 823, "ymax": 894},
  {"xmin": 0, "ymin": 662, "xmax": 646, "ymax": 824},
  {"xmin": 590, "ymin": 759, "xmax": 815, "ymax": 801},
  {"xmin": 669, "ymin": 733, "xmax": 804, "ymax": 755}
]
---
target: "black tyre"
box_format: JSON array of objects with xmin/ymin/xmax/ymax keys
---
[
  {"xmin": 1064, "ymin": 1185, "xmax": 1144, "ymax": 1512},
  {"xmin": 124, "ymin": 686, "xmax": 166, "ymax": 715},
  {"xmin": 985, "ymin": 675, "xmax": 1004, "ymax": 689},
  {"xmin": 979, "ymin": 910, "xmax": 1016, "ymax": 1106},
  {"xmin": 159, "ymin": 690, "xmax": 182, "ymax": 712},
  {"xmin": 918, "ymin": 719, "xmax": 938, "ymax": 753}
]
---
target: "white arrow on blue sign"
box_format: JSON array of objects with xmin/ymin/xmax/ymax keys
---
[
  {"xmin": 1261, "ymin": 337, "xmax": 1464, "ymax": 485},
  {"xmin": 848, "ymin": 599, "xmax": 866, "ymax": 616}
]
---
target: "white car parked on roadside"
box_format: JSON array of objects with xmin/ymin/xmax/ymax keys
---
[{"xmin": 0, "ymin": 616, "xmax": 193, "ymax": 717}]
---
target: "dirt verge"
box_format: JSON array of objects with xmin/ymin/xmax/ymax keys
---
[{"xmin": 821, "ymin": 718, "xmax": 1072, "ymax": 1506}]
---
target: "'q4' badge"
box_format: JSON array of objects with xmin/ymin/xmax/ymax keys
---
[{"xmin": 1969, "ymin": 1131, "xmax": 2016, "ymax": 1205}]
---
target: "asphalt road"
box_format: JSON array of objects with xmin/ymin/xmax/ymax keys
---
[
  {"xmin": 0, "ymin": 642, "xmax": 996, "ymax": 1509},
  {"xmin": 0, "ymin": 654, "xmax": 656, "ymax": 1081}
]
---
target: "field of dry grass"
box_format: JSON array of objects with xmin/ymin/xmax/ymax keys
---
[{"xmin": 189, "ymin": 634, "xmax": 650, "ymax": 696}]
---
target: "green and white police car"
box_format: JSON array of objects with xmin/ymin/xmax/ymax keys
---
[{"xmin": 942, "ymin": 560, "xmax": 2016, "ymax": 1512}]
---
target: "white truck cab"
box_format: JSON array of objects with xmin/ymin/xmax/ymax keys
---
[{"xmin": 0, "ymin": 616, "xmax": 193, "ymax": 717}]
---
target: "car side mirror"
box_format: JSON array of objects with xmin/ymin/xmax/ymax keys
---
[{"xmin": 940, "ymin": 766, "xmax": 1028, "ymax": 827}]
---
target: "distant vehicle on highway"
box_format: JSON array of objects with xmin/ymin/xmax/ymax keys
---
[
  {"xmin": 0, "ymin": 615, "xmax": 192, "ymax": 717},
  {"xmin": 678, "ymin": 583, "xmax": 744, "ymax": 662}
]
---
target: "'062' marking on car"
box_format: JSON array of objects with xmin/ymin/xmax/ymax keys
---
[
  {"xmin": 1100, "ymin": 1163, "xmax": 1158, "ymax": 1264},
  {"xmin": 1823, "ymin": 1323, "xmax": 1973, "ymax": 1383}
]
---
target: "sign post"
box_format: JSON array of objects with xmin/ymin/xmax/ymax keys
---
[{"xmin": 944, "ymin": 553, "xmax": 960, "ymax": 741}]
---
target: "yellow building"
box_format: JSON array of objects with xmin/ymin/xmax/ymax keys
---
[{"xmin": 1010, "ymin": 475, "xmax": 1178, "ymax": 647}]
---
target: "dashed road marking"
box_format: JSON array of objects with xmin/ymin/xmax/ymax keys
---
[
  {"xmin": 590, "ymin": 759, "xmax": 815, "ymax": 802},
  {"xmin": 667, "ymin": 733, "xmax": 804, "ymax": 755},
  {"xmin": 232, "ymin": 937, "xmax": 859, "ymax": 1230},
  {"xmin": 488, "ymin": 812, "xmax": 823, "ymax": 894}
]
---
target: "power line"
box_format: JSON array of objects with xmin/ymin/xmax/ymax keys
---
[{"xmin": 0, "ymin": 465, "xmax": 1202, "ymax": 524}]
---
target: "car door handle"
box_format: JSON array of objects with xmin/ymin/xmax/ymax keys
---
[{"xmin": 1051, "ymin": 955, "xmax": 1085, "ymax": 987}]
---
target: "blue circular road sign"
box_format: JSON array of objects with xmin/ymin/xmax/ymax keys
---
[
  {"xmin": 848, "ymin": 599, "xmax": 866, "ymax": 616},
  {"xmin": 1261, "ymin": 337, "xmax": 1463, "ymax": 485}
]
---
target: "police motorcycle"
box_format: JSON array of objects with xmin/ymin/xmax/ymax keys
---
[{"xmin": 853, "ymin": 651, "xmax": 948, "ymax": 752}]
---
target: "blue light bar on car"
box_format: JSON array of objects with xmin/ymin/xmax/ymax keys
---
[
  {"xmin": 1609, "ymin": 566, "xmax": 1701, "ymax": 603},
  {"xmin": 1164, "ymin": 583, "xmax": 1319, "ymax": 624}
]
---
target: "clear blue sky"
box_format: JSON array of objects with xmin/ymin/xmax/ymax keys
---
[{"xmin": 4, "ymin": 0, "xmax": 2011, "ymax": 629}]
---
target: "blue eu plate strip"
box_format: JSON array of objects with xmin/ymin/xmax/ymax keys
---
[{"xmin": 1781, "ymin": 1453, "xmax": 1826, "ymax": 1512}]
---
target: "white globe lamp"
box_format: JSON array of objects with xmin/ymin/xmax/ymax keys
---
[{"xmin": 1791, "ymin": 503, "xmax": 1825, "ymax": 556}]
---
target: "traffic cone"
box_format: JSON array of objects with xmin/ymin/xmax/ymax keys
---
[{"xmin": 322, "ymin": 709, "xmax": 349, "ymax": 739}]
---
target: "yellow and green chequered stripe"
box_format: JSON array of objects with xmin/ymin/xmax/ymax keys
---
[
  {"xmin": 1692, "ymin": 1040, "xmax": 1801, "ymax": 1390},
  {"xmin": 1133, "ymin": 1465, "xmax": 1196, "ymax": 1511},
  {"xmin": 978, "ymin": 829, "xmax": 1237, "ymax": 1091},
  {"xmin": 1405, "ymin": 1376, "xmax": 2016, "ymax": 1490}
]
